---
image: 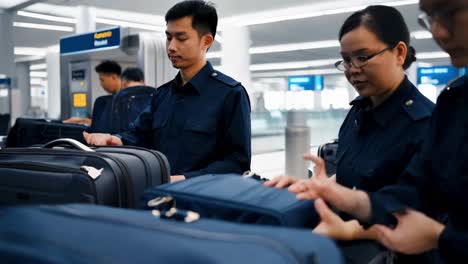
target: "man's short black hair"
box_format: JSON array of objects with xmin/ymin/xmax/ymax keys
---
[
  {"xmin": 165, "ymin": 0, "xmax": 217, "ymax": 39},
  {"xmin": 95, "ymin": 60, "xmax": 122, "ymax": 76},
  {"xmin": 121, "ymin": 67, "xmax": 144, "ymax": 82}
]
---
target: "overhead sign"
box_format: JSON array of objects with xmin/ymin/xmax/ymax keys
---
[
  {"xmin": 417, "ymin": 66, "xmax": 460, "ymax": 86},
  {"xmin": 288, "ymin": 75, "xmax": 324, "ymax": 91},
  {"xmin": 60, "ymin": 27, "xmax": 120, "ymax": 55},
  {"xmin": 0, "ymin": 78, "xmax": 11, "ymax": 87}
]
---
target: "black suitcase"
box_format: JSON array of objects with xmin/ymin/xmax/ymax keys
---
[
  {"xmin": 0, "ymin": 138, "xmax": 170, "ymax": 208},
  {"xmin": 5, "ymin": 118, "xmax": 87, "ymax": 147},
  {"xmin": 316, "ymin": 139, "xmax": 338, "ymax": 177}
]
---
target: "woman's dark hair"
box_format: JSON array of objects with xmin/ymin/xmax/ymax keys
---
[
  {"xmin": 338, "ymin": 5, "xmax": 416, "ymax": 70},
  {"xmin": 165, "ymin": 0, "xmax": 218, "ymax": 39}
]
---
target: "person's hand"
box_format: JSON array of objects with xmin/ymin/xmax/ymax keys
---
[
  {"xmin": 170, "ymin": 175, "xmax": 186, "ymax": 183},
  {"xmin": 287, "ymin": 154, "xmax": 330, "ymax": 200},
  {"xmin": 373, "ymin": 209, "xmax": 445, "ymax": 255},
  {"xmin": 63, "ymin": 117, "xmax": 92, "ymax": 126},
  {"xmin": 313, "ymin": 198, "xmax": 363, "ymax": 240},
  {"xmin": 83, "ymin": 132, "xmax": 123, "ymax": 146},
  {"xmin": 305, "ymin": 154, "xmax": 328, "ymax": 180},
  {"xmin": 264, "ymin": 176, "xmax": 301, "ymax": 189}
]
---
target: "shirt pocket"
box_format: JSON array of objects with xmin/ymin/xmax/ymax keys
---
[{"xmin": 183, "ymin": 118, "xmax": 217, "ymax": 154}]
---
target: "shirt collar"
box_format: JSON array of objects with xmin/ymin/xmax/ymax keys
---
[
  {"xmin": 171, "ymin": 62, "xmax": 214, "ymax": 95},
  {"xmin": 351, "ymin": 76, "xmax": 413, "ymax": 127}
]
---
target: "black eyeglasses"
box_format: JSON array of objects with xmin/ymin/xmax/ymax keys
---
[
  {"xmin": 335, "ymin": 46, "xmax": 395, "ymax": 71},
  {"xmin": 418, "ymin": 6, "xmax": 468, "ymax": 33}
]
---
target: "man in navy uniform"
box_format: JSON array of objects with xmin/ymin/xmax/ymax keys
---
[{"xmin": 84, "ymin": 0, "xmax": 251, "ymax": 183}]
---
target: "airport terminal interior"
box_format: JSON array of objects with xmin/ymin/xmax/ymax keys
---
[
  {"xmin": 1, "ymin": 0, "xmax": 462, "ymax": 178},
  {"xmin": 0, "ymin": 0, "xmax": 467, "ymax": 263}
]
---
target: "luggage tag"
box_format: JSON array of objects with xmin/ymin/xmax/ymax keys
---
[
  {"xmin": 80, "ymin": 166, "xmax": 103, "ymax": 180},
  {"xmin": 152, "ymin": 208, "xmax": 200, "ymax": 223}
]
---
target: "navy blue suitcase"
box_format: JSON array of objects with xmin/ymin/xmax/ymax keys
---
[
  {"xmin": 0, "ymin": 204, "xmax": 343, "ymax": 264},
  {"xmin": 0, "ymin": 138, "xmax": 169, "ymax": 208},
  {"xmin": 142, "ymin": 174, "xmax": 320, "ymax": 228},
  {"xmin": 110, "ymin": 85, "xmax": 156, "ymax": 133}
]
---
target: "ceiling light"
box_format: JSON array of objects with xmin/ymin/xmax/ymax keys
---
[
  {"xmin": 252, "ymin": 68, "xmax": 341, "ymax": 78},
  {"xmin": 14, "ymin": 47, "xmax": 47, "ymax": 56},
  {"xmin": 219, "ymin": 0, "xmax": 418, "ymax": 27},
  {"xmin": 30, "ymin": 71, "xmax": 48, "ymax": 78},
  {"xmin": 251, "ymin": 40, "xmax": 340, "ymax": 54},
  {"xmin": 416, "ymin": 52, "xmax": 450, "ymax": 59},
  {"xmin": 96, "ymin": 18, "xmax": 165, "ymax": 32},
  {"xmin": 411, "ymin": 30, "xmax": 433, "ymax": 39},
  {"xmin": 13, "ymin": 22, "xmax": 74, "ymax": 32},
  {"xmin": 250, "ymin": 59, "xmax": 339, "ymax": 71},
  {"xmin": 30, "ymin": 63, "xmax": 47, "ymax": 70},
  {"xmin": 16, "ymin": 10, "xmax": 76, "ymax": 24}
]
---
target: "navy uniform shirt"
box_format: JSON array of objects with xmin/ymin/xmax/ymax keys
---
[
  {"xmin": 118, "ymin": 62, "xmax": 251, "ymax": 178},
  {"xmin": 369, "ymin": 76, "xmax": 468, "ymax": 263},
  {"xmin": 87, "ymin": 95, "xmax": 114, "ymax": 133},
  {"xmin": 337, "ymin": 76, "xmax": 434, "ymax": 193}
]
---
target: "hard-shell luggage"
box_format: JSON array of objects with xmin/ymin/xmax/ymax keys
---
[
  {"xmin": 5, "ymin": 118, "xmax": 87, "ymax": 147},
  {"xmin": 317, "ymin": 139, "xmax": 338, "ymax": 177},
  {"xmin": 142, "ymin": 174, "xmax": 320, "ymax": 228},
  {"xmin": 0, "ymin": 138, "xmax": 169, "ymax": 208},
  {"xmin": 0, "ymin": 204, "xmax": 344, "ymax": 264}
]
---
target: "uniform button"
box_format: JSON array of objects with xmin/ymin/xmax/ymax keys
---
[
  {"xmin": 405, "ymin": 100, "xmax": 413, "ymax": 106},
  {"xmin": 211, "ymin": 72, "xmax": 218, "ymax": 77}
]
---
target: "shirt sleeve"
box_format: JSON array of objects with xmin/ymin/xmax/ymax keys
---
[
  {"xmin": 184, "ymin": 86, "xmax": 251, "ymax": 178},
  {"xmin": 438, "ymin": 226, "xmax": 468, "ymax": 263}
]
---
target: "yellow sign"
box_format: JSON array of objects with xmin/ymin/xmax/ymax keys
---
[
  {"xmin": 94, "ymin": 31, "xmax": 112, "ymax": 39},
  {"xmin": 73, "ymin": 93, "xmax": 87, "ymax": 108}
]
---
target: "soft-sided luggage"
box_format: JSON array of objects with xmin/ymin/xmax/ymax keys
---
[
  {"xmin": 5, "ymin": 118, "xmax": 87, "ymax": 147},
  {"xmin": 0, "ymin": 204, "xmax": 344, "ymax": 264},
  {"xmin": 110, "ymin": 86, "xmax": 156, "ymax": 133},
  {"xmin": 142, "ymin": 174, "xmax": 320, "ymax": 228},
  {"xmin": 0, "ymin": 138, "xmax": 169, "ymax": 208}
]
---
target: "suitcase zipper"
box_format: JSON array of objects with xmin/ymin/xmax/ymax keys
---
[{"xmin": 42, "ymin": 205, "xmax": 305, "ymax": 264}]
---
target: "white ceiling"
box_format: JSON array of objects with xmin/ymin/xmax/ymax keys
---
[{"xmin": 8, "ymin": 0, "xmax": 450, "ymax": 76}]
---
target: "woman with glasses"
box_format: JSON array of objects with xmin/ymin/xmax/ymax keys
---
[
  {"xmin": 267, "ymin": 5, "xmax": 435, "ymax": 263},
  {"xmin": 287, "ymin": 0, "xmax": 468, "ymax": 263}
]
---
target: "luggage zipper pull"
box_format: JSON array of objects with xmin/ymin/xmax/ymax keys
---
[
  {"xmin": 80, "ymin": 166, "xmax": 103, "ymax": 180},
  {"xmin": 152, "ymin": 208, "xmax": 200, "ymax": 223},
  {"xmin": 147, "ymin": 196, "xmax": 174, "ymax": 208}
]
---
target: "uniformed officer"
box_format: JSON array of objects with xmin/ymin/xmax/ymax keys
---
[
  {"xmin": 84, "ymin": 0, "xmax": 251, "ymax": 183},
  {"xmin": 266, "ymin": 5, "xmax": 434, "ymax": 263},
  {"xmin": 287, "ymin": 0, "xmax": 468, "ymax": 262}
]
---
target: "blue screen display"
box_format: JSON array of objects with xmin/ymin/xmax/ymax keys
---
[
  {"xmin": 288, "ymin": 75, "xmax": 324, "ymax": 91},
  {"xmin": 417, "ymin": 66, "xmax": 460, "ymax": 85}
]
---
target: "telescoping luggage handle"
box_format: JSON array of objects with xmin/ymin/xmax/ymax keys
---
[{"xmin": 43, "ymin": 138, "xmax": 95, "ymax": 152}]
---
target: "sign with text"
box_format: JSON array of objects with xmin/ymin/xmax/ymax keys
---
[
  {"xmin": 60, "ymin": 27, "xmax": 120, "ymax": 55},
  {"xmin": 417, "ymin": 66, "xmax": 460, "ymax": 86}
]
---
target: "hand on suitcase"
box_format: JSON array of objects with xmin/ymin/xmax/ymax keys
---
[
  {"xmin": 83, "ymin": 132, "xmax": 123, "ymax": 146},
  {"xmin": 265, "ymin": 154, "xmax": 329, "ymax": 189}
]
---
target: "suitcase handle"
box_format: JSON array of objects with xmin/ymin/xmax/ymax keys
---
[{"xmin": 43, "ymin": 138, "xmax": 95, "ymax": 152}]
